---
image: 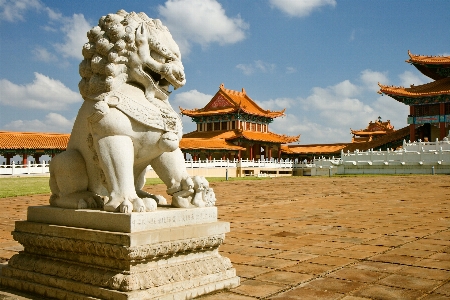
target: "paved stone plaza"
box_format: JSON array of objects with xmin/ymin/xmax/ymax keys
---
[{"xmin": 0, "ymin": 175, "xmax": 449, "ymax": 299}]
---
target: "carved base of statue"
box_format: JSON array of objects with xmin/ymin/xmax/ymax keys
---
[{"xmin": 0, "ymin": 206, "xmax": 239, "ymax": 300}]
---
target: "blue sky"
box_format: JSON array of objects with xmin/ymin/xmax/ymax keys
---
[{"xmin": 0, "ymin": 0, "xmax": 449, "ymax": 144}]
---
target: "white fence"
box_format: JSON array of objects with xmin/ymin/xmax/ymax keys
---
[
  {"xmin": 0, "ymin": 162, "xmax": 50, "ymax": 176},
  {"xmin": 341, "ymin": 139, "xmax": 450, "ymax": 167}
]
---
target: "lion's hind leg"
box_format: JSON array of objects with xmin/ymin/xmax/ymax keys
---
[{"xmin": 49, "ymin": 150, "xmax": 103, "ymax": 209}]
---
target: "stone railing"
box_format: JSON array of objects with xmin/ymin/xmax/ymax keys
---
[
  {"xmin": 341, "ymin": 139, "xmax": 450, "ymax": 167},
  {"xmin": 0, "ymin": 162, "xmax": 50, "ymax": 176}
]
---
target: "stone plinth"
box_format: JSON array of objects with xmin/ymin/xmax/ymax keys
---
[{"xmin": 0, "ymin": 206, "xmax": 239, "ymax": 300}]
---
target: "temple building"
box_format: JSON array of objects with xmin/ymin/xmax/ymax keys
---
[
  {"xmin": 350, "ymin": 117, "xmax": 395, "ymax": 143},
  {"xmin": 179, "ymin": 83, "xmax": 299, "ymax": 160},
  {"xmin": 0, "ymin": 131, "xmax": 69, "ymax": 164},
  {"xmin": 379, "ymin": 51, "xmax": 450, "ymax": 142}
]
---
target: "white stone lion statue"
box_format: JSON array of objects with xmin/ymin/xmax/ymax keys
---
[{"xmin": 49, "ymin": 10, "xmax": 214, "ymax": 213}]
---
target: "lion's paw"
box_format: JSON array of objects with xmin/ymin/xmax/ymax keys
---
[
  {"xmin": 132, "ymin": 198, "xmax": 146, "ymax": 212},
  {"xmin": 153, "ymin": 194, "xmax": 167, "ymax": 205},
  {"xmin": 77, "ymin": 199, "xmax": 88, "ymax": 209},
  {"xmin": 119, "ymin": 199, "xmax": 133, "ymax": 213},
  {"xmin": 142, "ymin": 198, "xmax": 157, "ymax": 212}
]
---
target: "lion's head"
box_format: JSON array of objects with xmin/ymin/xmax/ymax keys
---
[{"xmin": 79, "ymin": 10, "xmax": 185, "ymax": 101}]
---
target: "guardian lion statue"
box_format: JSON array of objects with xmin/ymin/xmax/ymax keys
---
[{"xmin": 49, "ymin": 10, "xmax": 215, "ymax": 213}]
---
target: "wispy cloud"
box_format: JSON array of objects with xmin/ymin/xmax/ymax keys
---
[
  {"xmin": 158, "ymin": 0, "xmax": 249, "ymax": 55},
  {"xmin": 172, "ymin": 89, "xmax": 213, "ymax": 109},
  {"xmin": 0, "ymin": 0, "xmax": 42, "ymax": 22},
  {"xmin": 53, "ymin": 13, "xmax": 91, "ymax": 60},
  {"xmin": 236, "ymin": 60, "xmax": 276, "ymax": 75},
  {"xmin": 3, "ymin": 113, "xmax": 74, "ymax": 133},
  {"xmin": 266, "ymin": 70, "xmax": 409, "ymax": 144},
  {"xmin": 0, "ymin": 72, "xmax": 81, "ymax": 110},
  {"xmin": 32, "ymin": 46, "xmax": 58, "ymax": 62},
  {"xmin": 269, "ymin": 0, "xmax": 336, "ymax": 17}
]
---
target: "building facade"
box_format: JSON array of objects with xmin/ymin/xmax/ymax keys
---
[
  {"xmin": 180, "ymin": 84, "xmax": 299, "ymax": 160},
  {"xmin": 379, "ymin": 51, "xmax": 450, "ymax": 142}
]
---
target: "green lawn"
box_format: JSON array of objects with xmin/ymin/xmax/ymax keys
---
[{"xmin": 0, "ymin": 176, "xmax": 272, "ymax": 198}]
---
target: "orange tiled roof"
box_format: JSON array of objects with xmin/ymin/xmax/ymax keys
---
[
  {"xmin": 180, "ymin": 138, "xmax": 245, "ymax": 150},
  {"xmin": 281, "ymin": 143, "xmax": 349, "ymax": 155},
  {"xmin": 343, "ymin": 126, "xmax": 410, "ymax": 152},
  {"xmin": 407, "ymin": 50, "xmax": 450, "ymax": 65},
  {"xmin": 0, "ymin": 131, "xmax": 70, "ymax": 150},
  {"xmin": 351, "ymin": 119, "xmax": 394, "ymax": 136},
  {"xmin": 180, "ymin": 83, "xmax": 285, "ymax": 118},
  {"xmin": 406, "ymin": 50, "xmax": 450, "ymax": 80},
  {"xmin": 378, "ymin": 77, "xmax": 450, "ymax": 99},
  {"xmin": 183, "ymin": 129, "xmax": 299, "ymax": 144}
]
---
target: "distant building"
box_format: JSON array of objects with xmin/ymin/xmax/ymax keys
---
[
  {"xmin": 351, "ymin": 117, "xmax": 395, "ymax": 143},
  {"xmin": 0, "ymin": 131, "xmax": 69, "ymax": 164},
  {"xmin": 180, "ymin": 83, "xmax": 299, "ymax": 160},
  {"xmin": 379, "ymin": 50, "xmax": 450, "ymax": 142}
]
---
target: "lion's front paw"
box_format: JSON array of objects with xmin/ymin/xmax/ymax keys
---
[
  {"xmin": 132, "ymin": 198, "xmax": 146, "ymax": 212},
  {"xmin": 77, "ymin": 199, "xmax": 88, "ymax": 209},
  {"xmin": 119, "ymin": 199, "xmax": 133, "ymax": 213},
  {"xmin": 142, "ymin": 198, "xmax": 157, "ymax": 211}
]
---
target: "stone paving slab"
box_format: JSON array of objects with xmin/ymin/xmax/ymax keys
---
[{"xmin": 0, "ymin": 175, "xmax": 449, "ymax": 299}]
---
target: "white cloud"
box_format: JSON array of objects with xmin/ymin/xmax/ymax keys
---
[
  {"xmin": 398, "ymin": 70, "xmax": 429, "ymax": 87},
  {"xmin": 256, "ymin": 97, "xmax": 295, "ymax": 110},
  {"xmin": 269, "ymin": 0, "xmax": 337, "ymax": 17},
  {"xmin": 371, "ymin": 95, "xmax": 409, "ymax": 130},
  {"xmin": 286, "ymin": 67, "xmax": 297, "ymax": 74},
  {"xmin": 0, "ymin": 0, "xmax": 42, "ymax": 22},
  {"xmin": 172, "ymin": 89, "xmax": 213, "ymax": 109},
  {"xmin": 54, "ymin": 13, "xmax": 91, "ymax": 60},
  {"xmin": 0, "ymin": 72, "xmax": 81, "ymax": 110},
  {"xmin": 32, "ymin": 46, "xmax": 57, "ymax": 62},
  {"xmin": 3, "ymin": 113, "xmax": 74, "ymax": 133},
  {"xmin": 158, "ymin": 0, "xmax": 248, "ymax": 55},
  {"xmin": 236, "ymin": 60, "xmax": 276, "ymax": 75},
  {"xmin": 360, "ymin": 69, "xmax": 389, "ymax": 92}
]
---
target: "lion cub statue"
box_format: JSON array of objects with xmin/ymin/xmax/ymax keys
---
[{"xmin": 49, "ymin": 10, "xmax": 215, "ymax": 213}]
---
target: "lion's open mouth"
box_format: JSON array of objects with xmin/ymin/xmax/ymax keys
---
[{"xmin": 143, "ymin": 65, "xmax": 171, "ymax": 96}]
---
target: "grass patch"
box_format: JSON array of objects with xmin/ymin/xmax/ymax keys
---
[
  {"xmin": 0, "ymin": 177, "xmax": 51, "ymax": 198},
  {"xmin": 0, "ymin": 176, "xmax": 273, "ymax": 198}
]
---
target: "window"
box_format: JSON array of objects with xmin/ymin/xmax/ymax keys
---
[
  {"xmin": 207, "ymin": 123, "xmax": 213, "ymax": 131},
  {"xmin": 251, "ymin": 123, "xmax": 256, "ymax": 131},
  {"xmin": 414, "ymin": 104, "xmax": 440, "ymax": 117},
  {"xmin": 245, "ymin": 122, "xmax": 250, "ymax": 130},
  {"xmin": 214, "ymin": 122, "xmax": 220, "ymax": 130},
  {"xmin": 221, "ymin": 122, "xmax": 227, "ymax": 130},
  {"xmin": 231, "ymin": 121, "xmax": 236, "ymax": 129},
  {"xmin": 257, "ymin": 124, "xmax": 262, "ymax": 132}
]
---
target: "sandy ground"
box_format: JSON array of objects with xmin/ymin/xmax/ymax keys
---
[{"xmin": 0, "ymin": 175, "xmax": 449, "ymax": 299}]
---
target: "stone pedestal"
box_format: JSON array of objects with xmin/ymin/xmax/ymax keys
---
[{"xmin": 0, "ymin": 206, "xmax": 239, "ymax": 299}]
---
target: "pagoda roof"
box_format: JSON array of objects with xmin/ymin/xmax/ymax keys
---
[
  {"xmin": 407, "ymin": 50, "xmax": 450, "ymax": 80},
  {"xmin": 378, "ymin": 77, "xmax": 450, "ymax": 103},
  {"xmin": 350, "ymin": 119, "xmax": 394, "ymax": 136},
  {"xmin": 282, "ymin": 143, "xmax": 349, "ymax": 155},
  {"xmin": 180, "ymin": 138, "xmax": 245, "ymax": 151},
  {"xmin": 180, "ymin": 83, "xmax": 285, "ymax": 118},
  {"xmin": 0, "ymin": 131, "xmax": 70, "ymax": 150},
  {"xmin": 183, "ymin": 129, "xmax": 299, "ymax": 144}
]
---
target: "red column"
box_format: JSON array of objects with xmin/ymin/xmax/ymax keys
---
[
  {"xmin": 440, "ymin": 103, "xmax": 446, "ymax": 140},
  {"xmin": 268, "ymin": 147, "xmax": 272, "ymax": 160},
  {"xmin": 409, "ymin": 106, "xmax": 415, "ymax": 142},
  {"xmin": 33, "ymin": 154, "xmax": 42, "ymax": 164},
  {"xmin": 5, "ymin": 153, "xmax": 12, "ymax": 165},
  {"xmin": 249, "ymin": 144, "xmax": 253, "ymax": 160},
  {"xmin": 22, "ymin": 153, "xmax": 28, "ymax": 165}
]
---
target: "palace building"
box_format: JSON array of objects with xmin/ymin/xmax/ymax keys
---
[
  {"xmin": 179, "ymin": 83, "xmax": 299, "ymax": 161},
  {"xmin": 350, "ymin": 117, "xmax": 395, "ymax": 143},
  {"xmin": 379, "ymin": 51, "xmax": 450, "ymax": 142},
  {"xmin": 0, "ymin": 131, "xmax": 69, "ymax": 164}
]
